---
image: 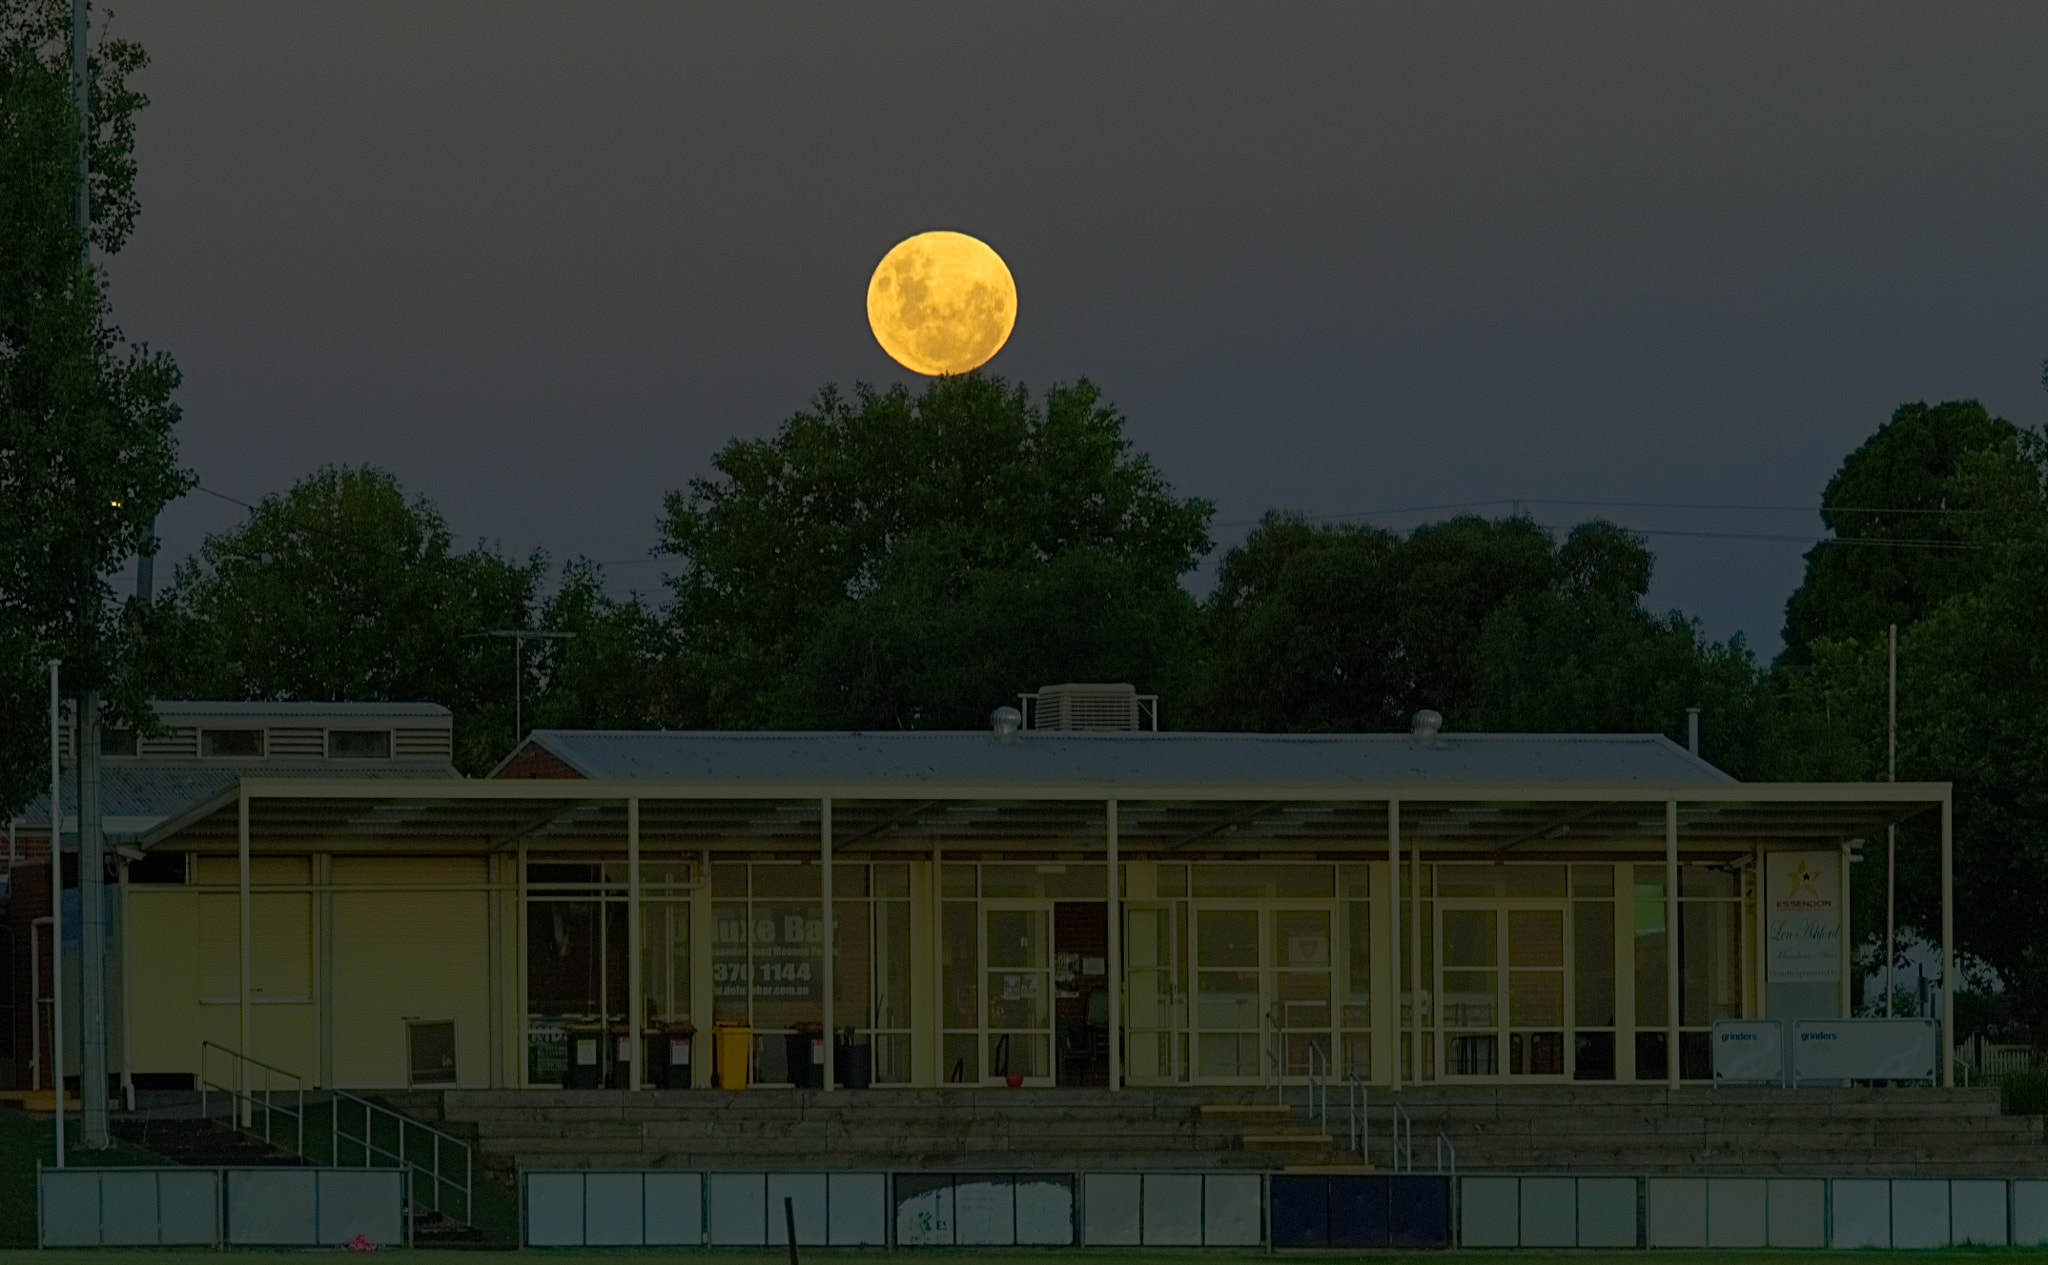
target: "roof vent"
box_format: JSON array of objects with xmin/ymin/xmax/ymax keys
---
[
  {"xmin": 1411, "ymin": 709, "xmax": 1444, "ymax": 744},
  {"xmin": 989, "ymin": 706, "xmax": 1023, "ymax": 743},
  {"xmin": 1019, "ymin": 683, "xmax": 1159, "ymax": 732}
]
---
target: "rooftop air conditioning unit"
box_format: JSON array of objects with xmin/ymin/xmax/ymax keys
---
[{"xmin": 1020, "ymin": 683, "xmax": 1158, "ymax": 732}]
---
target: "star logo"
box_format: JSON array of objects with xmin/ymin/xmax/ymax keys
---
[{"xmin": 1786, "ymin": 859, "xmax": 1820, "ymax": 899}]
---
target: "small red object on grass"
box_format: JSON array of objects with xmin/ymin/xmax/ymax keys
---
[
  {"xmin": 347, "ymin": 1233, "xmax": 377, "ymax": 1252},
  {"xmin": 1005, "ymin": 1073, "xmax": 1024, "ymax": 1088}
]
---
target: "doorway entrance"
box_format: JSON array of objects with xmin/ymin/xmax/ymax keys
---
[
  {"xmin": 1189, "ymin": 905, "xmax": 1334, "ymax": 1082},
  {"xmin": 1435, "ymin": 901, "xmax": 1570, "ymax": 1079}
]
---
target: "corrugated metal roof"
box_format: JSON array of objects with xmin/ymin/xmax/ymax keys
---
[
  {"xmin": 149, "ymin": 701, "xmax": 451, "ymax": 719},
  {"xmin": 13, "ymin": 763, "xmax": 462, "ymax": 837},
  {"xmin": 515, "ymin": 729, "xmax": 1739, "ymax": 791}
]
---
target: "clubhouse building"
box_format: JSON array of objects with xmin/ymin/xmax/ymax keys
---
[{"xmin": 13, "ymin": 688, "xmax": 1954, "ymax": 1098}]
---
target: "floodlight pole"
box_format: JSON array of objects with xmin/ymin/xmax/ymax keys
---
[
  {"xmin": 48, "ymin": 660, "xmax": 64, "ymax": 1167},
  {"xmin": 1885, "ymin": 623, "xmax": 1896, "ymax": 1018}
]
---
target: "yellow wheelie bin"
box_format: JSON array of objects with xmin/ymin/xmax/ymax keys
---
[{"xmin": 714, "ymin": 1023, "xmax": 753, "ymax": 1089}]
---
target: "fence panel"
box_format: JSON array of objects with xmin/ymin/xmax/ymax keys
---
[{"xmin": 39, "ymin": 1168, "xmax": 223, "ymax": 1248}]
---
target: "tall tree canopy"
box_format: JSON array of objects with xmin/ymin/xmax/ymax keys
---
[
  {"xmin": 0, "ymin": 0, "xmax": 186, "ymax": 811},
  {"xmin": 1193, "ymin": 513, "xmax": 1755, "ymax": 759},
  {"xmin": 158, "ymin": 467, "xmax": 543, "ymax": 773},
  {"xmin": 1779, "ymin": 400, "xmax": 2019, "ymax": 664},
  {"xmin": 658, "ymin": 374, "xmax": 1213, "ymax": 727},
  {"xmin": 1765, "ymin": 411, "xmax": 2048, "ymax": 1032}
]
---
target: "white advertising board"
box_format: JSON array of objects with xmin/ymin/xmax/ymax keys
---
[
  {"xmin": 1791, "ymin": 1018, "xmax": 1937, "ymax": 1083},
  {"xmin": 1711, "ymin": 1020, "xmax": 1783, "ymax": 1083},
  {"xmin": 1766, "ymin": 851, "xmax": 1841, "ymax": 982}
]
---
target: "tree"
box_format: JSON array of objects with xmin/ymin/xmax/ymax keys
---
[
  {"xmin": 0, "ymin": 0, "xmax": 187, "ymax": 812},
  {"xmin": 658, "ymin": 374, "xmax": 1213, "ymax": 727},
  {"xmin": 1467, "ymin": 523, "xmax": 1763, "ymax": 771},
  {"xmin": 526, "ymin": 560, "xmax": 678, "ymax": 732},
  {"xmin": 1779, "ymin": 400, "xmax": 2020, "ymax": 664},
  {"xmin": 158, "ymin": 466, "xmax": 543, "ymax": 773},
  {"xmin": 1192, "ymin": 513, "xmax": 1747, "ymax": 746}
]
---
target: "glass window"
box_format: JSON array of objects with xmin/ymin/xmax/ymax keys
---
[
  {"xmin": 1434, "ymin": 865, "xmax": 1504, "ymax": 898},
  {"xmin": 1571, "ymin": 863, "xmax": 1614, "ymax": 898},
  {"xmin": 1680, "ymin": 865, "xmax": 1738, "ymax": 898},
  {"xmin": 1574, "ymin": 901, "xmax": 1616, "ymax": 1027},
  {"xmin": 1339, "ymin": 864, "xmax": 1369, "ymax": 898},
  {"xmin": 872, "ymin": 863, "xmax": 909, "ymax": 898},
  {"xmin": 100, "ymin": 727, "xmax": 137, "ymax": 757},
  {"xmin": 327, "ymin": 729, "xmax": 391, "ymax": 759},
  {"xmin": 1191, "ymin": 863, "xmax": 1332, "ymax": 898},
  {"xmin": 1680, "ymin": 900, "xmax": 1743, "ymax": 1027},
  {"xmin": 942, "ymin": 864, "xmax": 977, "ymax": 898},
  {"xmin": 1633, "ymin": 865, "xmax": 1669, "ymax": 1064},
  {"xmin": 1505, "ymin": 865, "xmax": 1568, "ymax": 898},
  {"xmin": 202, "ymin": 728, "xmax": 263, "ymax": 758}
]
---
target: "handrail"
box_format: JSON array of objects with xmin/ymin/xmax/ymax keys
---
[
  {"xmin": 1435, "ymin": 1130, "xmax": 1456, "ymax": 1175},
  {"xmin": 1304, "ymin": 1041, "xmax": 1328, "ymax": 1137},
  {"xmin": 1262, "ymin": 1002, "xmax": 1283, "ymax": 1103},
  {"xmin": 1390, "ymin": 1100, "xmax": 1413, "ymax": 1173},
  {"xmin": 1348, "ymin": 1073, "xmax": 1369, "ymax": 1156},
  {"xmin": 331, "ymin": 1090, "xmax": 472, "ymax": 1228},
  {"xmin": 197, "ymin": 1041, "xmax": 306, "ymax": 1159}
]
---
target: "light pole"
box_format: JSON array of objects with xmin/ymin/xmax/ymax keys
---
[
  {"xmin": 466, "ymin": 630, "xmax": 573, "ymax": 749},
  {"xmin": 48, "ymin": 660, "xmax": 64, "ymax": 1167}
]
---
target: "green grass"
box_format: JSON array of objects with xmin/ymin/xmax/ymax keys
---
[{"xmin": 10, "ymin": 1236, "xmax": 2048, "ymax": 1261}]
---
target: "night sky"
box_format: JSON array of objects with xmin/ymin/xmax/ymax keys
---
[{"xmin": 103, "ymin": 3, "xmax": 2048, "ymax": 658}]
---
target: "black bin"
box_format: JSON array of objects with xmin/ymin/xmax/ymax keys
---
[
  {"xmin": 563, "ymin": 1023, "xmax": 603, "ymax": 1089},
  {"xmin": 786, "ymin": 1022, "xmax": 825, "ymax": 1088},
  {"xmin": 651, "ymin": 1024, "xmax": 695, "ymax": 1089},
  {"xmin": 835, "ymin": 1029, "xmax": 872, "ymax": 1089}
]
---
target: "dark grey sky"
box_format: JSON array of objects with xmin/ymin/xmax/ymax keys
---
[{"xmin": 105, "ymin": 2, "xmax": 2048, "ymax": 658}]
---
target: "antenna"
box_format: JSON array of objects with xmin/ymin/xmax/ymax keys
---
[{"xmin": 465, "ymin": 630, "xmax": 574, "ymax": 750}]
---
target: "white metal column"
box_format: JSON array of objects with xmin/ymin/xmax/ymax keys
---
[
  {"xmin": 1388, "ymin": 799, "xmax": 1400, "ymax": 1091},
  {"xmin": 627, "ymin": 798, "xmax": 641, "ymax": 1092},
  {"xmin": 822, "ymin": 796, "xmax": 835, "ymax": 1092},
  {"xmin": 1107, "ymin": 798, "xmax": 1121, "ymax": 1092},
  {"xmin": 1665, "ymin": 800, "xmax": 1679, "ymax": 1090},
  {"xmin": 1941, "ymin": 792, "xmax": 1954, "ymax": 1087},
  {"xmin": 238, "ymin": 784, "xmax": 252, "ymax": 1124}
]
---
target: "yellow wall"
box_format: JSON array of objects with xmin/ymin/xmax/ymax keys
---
[
  {"xmin": 331, "ymin": 857, "xmax": 490, "ymax": 1089},
  {"xmin": 128, "ymin": 885, "xmax": 317, "ymax": 1079}
]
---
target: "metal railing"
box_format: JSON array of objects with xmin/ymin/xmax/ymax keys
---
[
  {"xmin": 1304, "ymin": 1041, "xmax": 1329, "ymax": 1137},
  {"xmin": 1389, "ymin": 1100, "xmax": 1414, "ymax": 1173},
  {"xmin": 1348, "ymin": 1073, "xmax": 1369, "ymax": 1156},
  {"xmin": 331, "ymin": 1090, "xmax": 472, "ymax": 1227},
  {"xmin": 1435, "ymin": 1129, "xmax": 1456, "ymax": 1175},
  {"xmin": 198, "ymin": 1041, "xmax": 307, "ymax": 1158}
]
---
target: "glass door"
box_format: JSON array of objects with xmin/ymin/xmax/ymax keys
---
[
  {"xmin": 1272, "ymin": 908, "xmax": 1334, "ymax": 1077},
  {"xmin": 1192, "ymin": 906, "xmax": 1263, "ymax": 1080},
  {"xmin": 1123, "ymin": 902, "xmax": 1182, "ymax": 1084},
  {"xmin": 1436, "ymin": 902, "xmax": 1570, "ymax": 1079},
  {"xmin": 981, "ymin": 902, "xmax": 1053, "ymax": 1084}
]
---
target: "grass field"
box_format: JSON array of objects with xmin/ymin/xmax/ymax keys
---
[
  {"xmin": 0, "ymin": 1244, "xmax": 2048, "ymax": 1252},
  {"xmin": 7, "ymin": 1253, "xmax": 2048, "ymax": 1264}
]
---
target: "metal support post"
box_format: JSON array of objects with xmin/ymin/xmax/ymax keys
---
[
  {"xmin": 1666, "ymin": 800, "xmax": 1680, "ymax": 1090},
  {"xmin": 1388, "ymin": 800, "xmax": 1399, "ymax": 1091},
  {"xmin": 238, "ymin": 785, "xmax": 252, "ymax": 1124},
  {"xmin": 822, "ymin": 796, "xmax": 834, "ymax": 1092},
  {"xmin": 1941, "ymin": 793, "xmax": 1954, "ymax": 1086},
  {"xmin": 1107, "ymin": 799, "xmax": 1121, "ymax": 1091},
  {"xmin": 627, "ymin": 798, "xmax": 641, "ymax": 1093},
  {"xmin": 48, "ymin": 660, "xmax": 64, "ymax": 1166}
]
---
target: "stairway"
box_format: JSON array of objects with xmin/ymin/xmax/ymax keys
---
[
  {"xmin": 1199, "ymin": 1101, "xmax": 1336, "ymax": 1155},
  {"xmin": 418, "ymin": 1083, "xmax": 2046, "ymax": 1179},
  {"xmin": 110, "ymin": 1115, "xmax": 306, "ymax": 1167}
]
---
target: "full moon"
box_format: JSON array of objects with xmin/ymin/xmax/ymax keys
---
[{"xmin": 866, "ymin": 231, "xmax": 1017, "ymax": 376}]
